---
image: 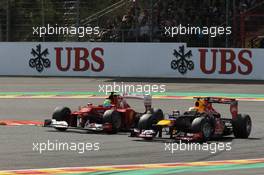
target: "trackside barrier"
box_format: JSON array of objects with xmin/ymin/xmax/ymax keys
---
[{"xmin": 0, "ymin": 42, "xmax": 263, "ymax": 80}]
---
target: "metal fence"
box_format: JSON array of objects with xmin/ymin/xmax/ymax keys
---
[
  {"xmin": 0, "ymin": 0, "xmax": 124, "ymax": 41},
  {"xmin": 0, "ymin": 0, "xmax": 263, "ymax": 48}
]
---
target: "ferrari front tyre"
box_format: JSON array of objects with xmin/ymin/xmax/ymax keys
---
[
  {"xmin": 52, "ymin": 106, "xmax": 71, "ymax": 131},
  {"xmin": 232, "ymin": 114, "xmax": 252, "ymax": 138},
  {"xmin": 44, "ymin": 119, "xmax": 52, "ymax": 127},
  {"xmin": 52, "ymin": 106, "xmax": 71, "ymax": 121},
  {"xmin": 103, "ymin": 110, "xmax": 121, "ymax": 134}
]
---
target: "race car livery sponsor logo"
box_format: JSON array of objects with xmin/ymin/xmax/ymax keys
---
[
  {"xmin": 29, "ymin": 44, "xmax": 51, "ymax": 72},
  {"xmin": 171, "ymin": 45, "xmax": 194, "ymax": 75}
]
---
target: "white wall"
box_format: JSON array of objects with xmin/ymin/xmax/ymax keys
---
[{"xmin": 0, "ymin": 42, "xmax": 263, "ymax": 80}]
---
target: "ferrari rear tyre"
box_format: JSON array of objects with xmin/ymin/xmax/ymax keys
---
[{"xmin": 103, "ymin": 110, "xmax": 121, "ymax": 134}]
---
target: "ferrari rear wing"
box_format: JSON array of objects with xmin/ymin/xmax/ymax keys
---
[{"xmin": 123, "ymin": 94, "xmax": 152, "ymax": 110}]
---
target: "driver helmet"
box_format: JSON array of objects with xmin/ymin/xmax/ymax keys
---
[
  {"xmin": 103, "ymin": 99, "xmax": 111, "ymax": 107},
  {"xmin": 195, "ymin": 100, "xmax": 206, "ymax": 112}
]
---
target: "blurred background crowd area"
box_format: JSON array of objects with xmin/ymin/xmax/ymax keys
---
[{"xmin": 0, "ymin": 0, "xmax": 263, "ymax": 48}]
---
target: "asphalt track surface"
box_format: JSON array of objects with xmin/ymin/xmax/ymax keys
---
[{"xmin": 0, "ymin": 77, "xmax": 264, "ymax": 174}]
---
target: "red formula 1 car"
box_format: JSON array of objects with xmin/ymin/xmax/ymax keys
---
[
  {"xmin": 44, "ymin": 92, "xmax": 164, "ymax": 134},
  {"xmin": 132, "ymin": 97, "xmax": 252, "ymax": 141}
]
